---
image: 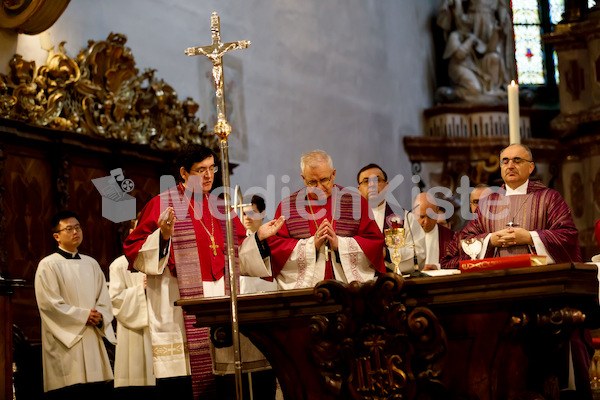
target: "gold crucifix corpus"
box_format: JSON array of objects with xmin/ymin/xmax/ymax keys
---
[{"xmin": 185, "ymin": 12, "xmax": 251, "ymax": 141}]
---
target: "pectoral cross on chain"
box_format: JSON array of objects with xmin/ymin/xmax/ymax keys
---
[
  {"xmin": 208, "ymin": 236, "xmax": 220, "ymax": 256},
  {"xmin": 185, "ymin": 12, "xmax": 251, "ymax": 140}
]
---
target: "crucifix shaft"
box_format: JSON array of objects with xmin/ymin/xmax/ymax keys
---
[{"xmin": 184, "ymin": 12, "xmax": 251, "ymax": 400}]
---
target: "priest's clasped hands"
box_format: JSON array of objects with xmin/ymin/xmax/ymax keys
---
[
  {"xmin": 87, "ymin": 308, "xmax": 103, "ymax": 326},
  {"xmin": 313, "ymin": 218, "xmax": 338, "ymax": 251},
  {"xmin": 490, "ymin": 226, "xmax": 533, "ymax": 248}
]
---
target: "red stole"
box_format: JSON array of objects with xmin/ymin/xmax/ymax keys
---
[{"xmin": 124, "ymin": 184, "xmax": 246, "ymax": 400}]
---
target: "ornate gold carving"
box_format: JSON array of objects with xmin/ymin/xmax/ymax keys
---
[
  {"xmin": 0, "ymin": 33, "xmax": 215, "ymax": 152},
  {"xmin": 310, "ymin": 274, "xmax": 447, "ymax": 399}
]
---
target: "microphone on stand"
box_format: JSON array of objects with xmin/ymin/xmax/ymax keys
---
[{"xmin": 403, "ymin": 204, "xmax": 427, "ymax": 279}]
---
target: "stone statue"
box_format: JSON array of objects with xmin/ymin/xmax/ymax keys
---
[{"xmin": 436, "ymin": 0, "xmax": 516, "ymax": 104}]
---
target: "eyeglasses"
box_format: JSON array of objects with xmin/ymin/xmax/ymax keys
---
[
  {"xmin": 306, "ymin": 174, "xmax": 332, "ymax": 187},
  {"xmin": 56, "ymin": 224, "xmax": 81, "ymax": 233},
  {"xmin": 190, "ymin": 165, "xmax": 218, "ymax": 175},
  {"xmin": 500, "ymin": 157, "xmax": 532, "ymax": 166},
  {"xmin": 358, "ymin": 177, "xmax": 386, "ymax": 186}
]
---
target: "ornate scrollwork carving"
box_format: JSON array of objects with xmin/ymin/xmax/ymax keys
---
[
  {"xmin": 0, "ymin": 0, "xmax": 70, "ymax": 35},
  {"xmin": 0, "ymin": 33, "xmax": 216, "ymax": 152},
  {"xmin": 310, "ymin": 274, "xmax": 447, "ymax": 399},
  {"xmin": 511, "ymin": 307, "xmax": 586, "ymax": 336}
]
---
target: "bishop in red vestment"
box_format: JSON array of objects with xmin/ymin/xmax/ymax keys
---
[{"xmin": 240, "ymin": 150, "xmax": 385, "ymax": 289}]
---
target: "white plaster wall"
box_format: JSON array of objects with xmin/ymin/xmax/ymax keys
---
[{"xmin": 0, "ymin": 0, "xmax": 439, "ymax": 217}]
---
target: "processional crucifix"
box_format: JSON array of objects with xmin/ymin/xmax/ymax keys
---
[{"xmin": 185, "ymin": 12, "xmax": 250, "ymax": 400}]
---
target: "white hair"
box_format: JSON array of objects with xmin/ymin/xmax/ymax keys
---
[{"xmin": 300, "ymin": 149, "xmax": 333, "ymax": 173}]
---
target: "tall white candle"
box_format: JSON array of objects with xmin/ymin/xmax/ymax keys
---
[{"xmin": 508, "ymin": 80, "xmax": 520, "ymax": 145}]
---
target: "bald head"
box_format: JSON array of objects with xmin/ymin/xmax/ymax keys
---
[
  {"xmin": 470, "ymin": 184, "xmax": 492, "ymax": 213},
  {"xmin": 413, "ymin": 192, "xmax": 439, "ymax": 233},
  {"xmin": 500, "ymin": 144, "xmax": 535, "ymax": 189}
]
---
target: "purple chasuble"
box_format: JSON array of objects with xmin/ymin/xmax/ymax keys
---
[{"xmin": 441, "ymin": 180, "xmax": 581, "ymax": 269}]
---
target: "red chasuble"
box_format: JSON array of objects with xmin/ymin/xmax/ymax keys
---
[
  {"xmin": 441, "ymin": 180, "xmax": 581, "ymax": 269},
  {"xmin": 124, "ymin": 183, "xmax": 246, "ymax": 399},
  {"xmin": 268, "ymin": 185, "xmax": 385, "ymax": 280}
]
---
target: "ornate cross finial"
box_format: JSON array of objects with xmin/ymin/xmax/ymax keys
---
[{"xmin": 185, "ymin": 12, "xmax": 251, "ymax": 141}]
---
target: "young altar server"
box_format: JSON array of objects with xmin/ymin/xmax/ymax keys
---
[{"xmin": 35, "ymin": 210, "xmax": 116, "ymax": 400}]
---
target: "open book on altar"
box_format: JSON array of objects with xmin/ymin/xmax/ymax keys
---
[{"xmin": 460, "ymin": 254, "xmax": 548, "ymax": 273}]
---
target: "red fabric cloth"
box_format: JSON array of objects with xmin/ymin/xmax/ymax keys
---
[
  {"xmin": 123, "ymin": 184, "xmax": 246, "ymax": 280},
  {"xmin": 267, "ymin": 185, "xmax": 385, "ymax": 279},
  {"xmin": 595, "ymin": 219, "xmax": 600, "ymax": 247},
  {"xmin": 123, "ymin": 184, "xmax": 247, "ymax": 399}
]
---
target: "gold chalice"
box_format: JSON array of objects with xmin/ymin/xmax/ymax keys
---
[
  {"xmin": 384, "ymin": 228, "xmax": 405, "ymax": 275},
  {"xmin": 461, "ymin": 237, "xmax": 483, "ymax": 260}
]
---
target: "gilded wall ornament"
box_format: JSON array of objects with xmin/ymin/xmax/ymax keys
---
[{"xmin": 0, "ymin": 33, "xmax": 214, "ymax": 152}]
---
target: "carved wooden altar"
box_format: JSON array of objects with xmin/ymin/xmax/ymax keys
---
[{"xmin": 179, "ymin": 264, "xmax": 600, "ymax": 400}]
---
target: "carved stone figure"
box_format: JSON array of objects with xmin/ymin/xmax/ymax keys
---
[{"xmin": 436, "ymin": 0, "xmax": 516, "ymax": 104}]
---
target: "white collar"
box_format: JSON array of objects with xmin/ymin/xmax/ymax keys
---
[
  {"xmin": 425, "ymin": 223, "xmax": 439, "ymax": 237},
  {"xmin": 58, "ymin": 246, "xmax": 78, "ymax": 256},
  {"xmin": 373, "ymin": 200, "xmax": 386, "ymax": 212},
  {"xmin": 505, "ymin": 180, "xmax": 529, "ymax": 196}
]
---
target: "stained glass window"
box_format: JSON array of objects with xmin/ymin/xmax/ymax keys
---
[
  {"xmin": 512, "ymin": 0, "xmax": 547, "ymax": 85},
  {"xmin": 512, "ymin": 0, "xmax": 596, "ymax": 86}
]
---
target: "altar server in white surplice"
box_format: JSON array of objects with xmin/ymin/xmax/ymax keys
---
[
  {"xmin": 109, "ymin": 218, "xmax": 156, "ymax": 394},
  {"xmin": 34, "ymin": 211, "xmax": 116, "ymax": 399}
]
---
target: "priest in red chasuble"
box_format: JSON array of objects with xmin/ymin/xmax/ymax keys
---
[
  {"xmin": 240, "ymin": 149, "xmax": 385, "ymax": 290},
  {"xmin": 123, "ymin": 144, "xmax": 283, "ymax": 399}
]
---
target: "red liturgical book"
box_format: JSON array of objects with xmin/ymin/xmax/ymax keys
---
[{"xmin": 459, "ymin": 254, "xmax": 548, "ymax": 273}]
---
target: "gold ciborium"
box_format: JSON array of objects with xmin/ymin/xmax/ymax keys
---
[
  {"xmin": 384, "ymin": 228, "xmax": 405, "ymax": 275},
  {"xmin": 461, "ymin": 237, "xmax": 483, "ymax": 260}
]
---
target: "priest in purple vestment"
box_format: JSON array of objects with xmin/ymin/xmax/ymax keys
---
[
  {"xmin": 441, "ymin": 144, "xmax": 591, "ymax": 398},
  {"xmin": 441, "ymin": 144, "xmax": 582, "ymax": 269}
]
